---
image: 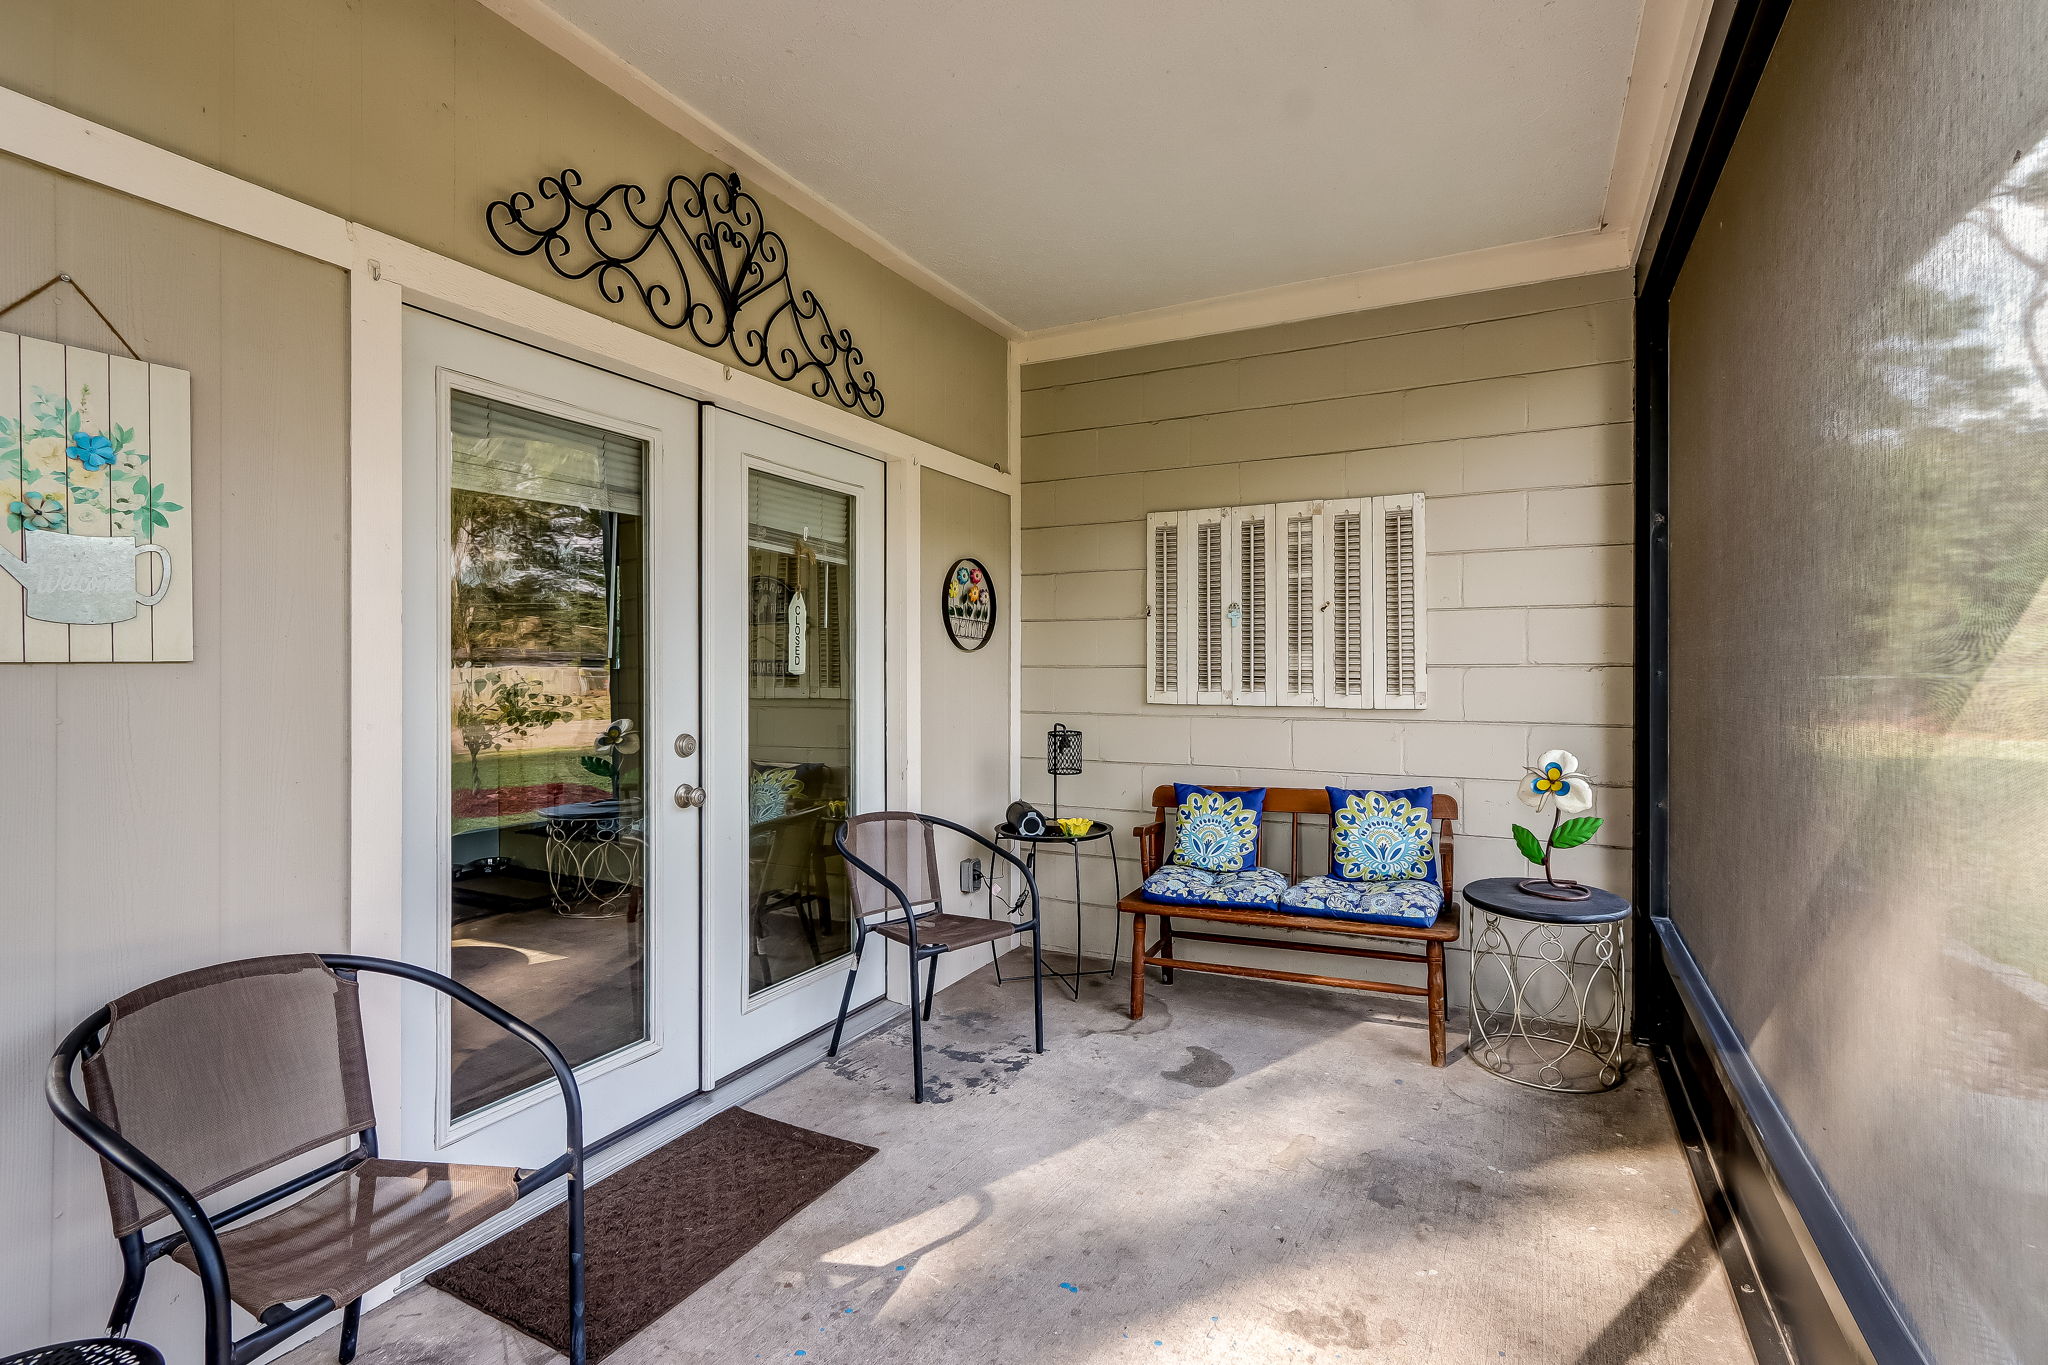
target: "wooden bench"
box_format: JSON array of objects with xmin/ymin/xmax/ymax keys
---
[{"xmin": 1118, "ymin": 785, "xmax": 1462, "ymax": 1065}]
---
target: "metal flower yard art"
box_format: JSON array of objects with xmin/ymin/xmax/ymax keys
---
[{"xmin": 1512, "ymin": 749, "xmax": 1603, "ymax": 901}]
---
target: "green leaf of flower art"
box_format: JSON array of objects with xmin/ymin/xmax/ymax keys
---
[
  {"xmin": 1551, "ymin": 816, "xmax": 1603, "ymax": 849},
  {"xmin": 1512, "ymin": 823, "xmax": 1546, "ymax": 865}
]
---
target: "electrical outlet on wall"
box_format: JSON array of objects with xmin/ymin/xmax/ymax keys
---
[{"xmin": 960, "ymin": 857, "xmax": 985, "ymax": 895}]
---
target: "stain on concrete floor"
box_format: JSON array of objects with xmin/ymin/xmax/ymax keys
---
[{"xmin": 285, "ymin": 962, "xmax": 1753, "ymax": 1365}]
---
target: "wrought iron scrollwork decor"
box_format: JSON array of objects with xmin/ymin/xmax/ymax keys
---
[{"xmin": 486, "ymin": 169, "xmax": 884, "ymax": 416}]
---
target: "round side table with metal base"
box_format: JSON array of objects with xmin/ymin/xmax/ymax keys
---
[
  {"xmin": 1464, "ymin": 876, "xmax": 1630, "ymax": 1093},
  {"xmin": 993, "ymin": 820, "xmax": 1122, "ymax": 1000}
]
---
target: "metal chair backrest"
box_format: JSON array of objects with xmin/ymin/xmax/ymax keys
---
[
  {"xmin": 77, "ymin": 954, "xmax": 374, "ymax": 1237},
  {"xmin": 838, "ymin": 811, "xmax": 945, "ymax": 918}
]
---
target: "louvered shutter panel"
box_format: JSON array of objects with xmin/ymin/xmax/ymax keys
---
[
  {"xmin": 1146, "ymin": 511, "xmax": 1187, "ymax": 703},
  {"xmin": 1274, "ymin": 501, "xmax": 1326, "ymax": 708},
  {"xmin": 1322, "ymin": 498, "xmax": 1373, "ymax": 709},
  {"xmin": 1231, "ymin": 504, "xmax": 1276, "ymax": 704},
  {"xmin": 1186, "ymin": 508, "xmax": 1231, "ymax": 705},
  {"xmin": 1372, "ymin": 492, "xmax": 1427, "ymax": 709}
]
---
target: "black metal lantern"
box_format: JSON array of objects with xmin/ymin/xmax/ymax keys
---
[{"xmin": 1047, "ymin": 724, "xmax": 1083, "ymax": 817}]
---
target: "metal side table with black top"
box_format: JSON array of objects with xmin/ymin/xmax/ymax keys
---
[
  {"xmin": 993, "ymin": 819, "xmax": 1123, "ymax": 1000},
  {"xmin": 1463, "ymin": 876, "xmax": 1631, "ymax": 1093}
]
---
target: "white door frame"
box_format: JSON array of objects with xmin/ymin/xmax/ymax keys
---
[
  {"xmin": 702, "ymin": 409, "xmax": 888, "ymax": 1083},
  {"xmin": 398, "ymin": 310, "xmax": 704, "ymax": 1163},
  {"xmin": 0, "ymin": 86, "xmax": 1024, "ymax": 1142}
]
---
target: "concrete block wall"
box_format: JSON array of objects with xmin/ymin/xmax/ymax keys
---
[{"xmin": 1016, "ymin": 272, "xmax": 1635, "ymax": 1005}]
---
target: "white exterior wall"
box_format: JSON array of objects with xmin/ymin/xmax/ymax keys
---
[{"xmin": 1018, "ymin": 272, "xmax": 1635, "ymax": 996}]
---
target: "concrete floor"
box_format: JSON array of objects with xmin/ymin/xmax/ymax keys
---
[{"xmin": 289, "ymin": 962, "xmax": 1753, "ymax": 1364}]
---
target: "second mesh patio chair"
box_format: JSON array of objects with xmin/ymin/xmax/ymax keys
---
[
  {"xmin": 46, "ymin": 954, "xmax": 588, "ymax": 1365},
  {"xmin": 830, "ymin": 812, "xmax": 1046, "ymax": 1102}
]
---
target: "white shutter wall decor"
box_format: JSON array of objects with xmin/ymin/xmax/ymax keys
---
[
  {"xmin": 1145, "ymin": 511, "xmax": 1186, "ymax": 704},
  {"xmin": 1373, "ymin": 492, "xmax": 1427, "ymax": 709},
  {"xmin": 1144, "ymin": 495, "xmax": 1425, "ymax": 712},
  {"xmin": 1187, "ymin": 507, "xmax": 1231, "ymax": 705},
  {"xmin": 1232, "ymin": 503, "xmax": 1277, "ymax": 704}
]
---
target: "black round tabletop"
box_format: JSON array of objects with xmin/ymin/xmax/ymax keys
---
[
  {"xmin": 994, "ymin": 819, "xmax": 1112, "ymax": 844},
  {"xmin": 1462, "ymin": 875, "xmax": 1631, "ymax": 925}
]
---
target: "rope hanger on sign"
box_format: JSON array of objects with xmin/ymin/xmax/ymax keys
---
[{"xmin": 0, "ymin": 273, "xmax": 142, "ymax": 359}]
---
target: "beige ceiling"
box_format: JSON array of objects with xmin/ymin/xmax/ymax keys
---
[{"xmin": 533, "ymin": 0, "xmax": 1652, "ymax": 333}]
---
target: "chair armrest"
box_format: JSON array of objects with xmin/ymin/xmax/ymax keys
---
[
  {"xmin": 1132, "ymin": 821, "xmax": 1165, "ymax": 878},
  {"xmin": 321, "ymin": 956, "xmax": 585, "ymax": 1192}
]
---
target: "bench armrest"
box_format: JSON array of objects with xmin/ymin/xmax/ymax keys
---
[{"xmin": 1132, "ymin": 821, "xmax": 1166, "ymax": 878}]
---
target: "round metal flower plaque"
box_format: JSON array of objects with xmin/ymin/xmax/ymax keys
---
[{"xmin": 942, "ymin": 557, "xmax": 996, "ymax": 651}]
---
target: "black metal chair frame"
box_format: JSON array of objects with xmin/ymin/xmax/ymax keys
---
[
  {"xmin": 45, "ymin": 955, "xmax": 588, "ymax": 1365},
  {"xmin": 828, "ymin": 814, "xmax": 1047, "ymax": 1103}
]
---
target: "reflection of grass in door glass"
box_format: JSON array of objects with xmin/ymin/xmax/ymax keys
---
[{"xmin": 451, "ymin": 745, "xmax": 613, "ymax": 834}]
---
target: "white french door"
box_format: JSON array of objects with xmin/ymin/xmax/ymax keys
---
[
  {"xmin": 703, "ymin": 409, "xmax": 887, "ymax": 1083},
  {"xmin": 400, "ymin": 310, "xmax": 703, "ymax": 1166}
]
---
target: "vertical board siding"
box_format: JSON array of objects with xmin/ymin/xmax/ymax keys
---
[
  {"xmin": 0, "ymin": 156, "xmax": 348, "ymax": 1359},
  {"xmin": 1019, "ymin": 274, "xmax": 1636, "ymax": 992}
]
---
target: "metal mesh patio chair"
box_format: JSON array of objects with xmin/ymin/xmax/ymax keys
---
[
  {"xmin": 829, "ymin": 812, "xmax": 1046, "ymax": 1102},
  {"xmin": 46, "ymin": 955, "xmax": 588, "ymax": 1365},
  {"xmin": 0, "ymin": 1342, "xmax": 165, "ymax": 1365}
]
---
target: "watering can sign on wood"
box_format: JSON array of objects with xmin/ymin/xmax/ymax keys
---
[{"xmin": 1, "ymin": 331, "xmax": 193, "ymax": 662}]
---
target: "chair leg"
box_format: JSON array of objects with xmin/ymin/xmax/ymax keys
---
[
  {"xmin": 908, "ymin": 952, "xmax": 928, "ymax": 1103},
  {"xmin": 922, "ymin": 953, "xmax": 940, "ymax": 1022},
  {"xmin": 338, "ymin": 1298, "xmax": 362, "ymax": 1364},
  {"xmin": 1031, "ymin": 918, "xmax": 1046, "ymax": 1054},
  {"xmin": 1129, "ymin": 913, "xmax": 1147, "ymax": 1020},
  {"xmin": 1158, "ymin": 914, "xmax": 1176, "ymax": 983},
  {"xmin": 567, "ymin": 1174, "xmax": 588, "ymax": 1365},
  {"xmin": 1427, "ymin": 939, "xmax": 1447, "ymax": 1067},
  {"xmin": 107, "ymin": 1233, "xmax": 146, "ymax": 1337},
  {"xmin": 828, "ymin": 941, "xmax": 865, "ymax": 1056}
]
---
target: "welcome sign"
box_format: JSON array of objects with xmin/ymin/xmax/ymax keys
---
[{"xmin": 0, "ymin": 330, "xmax": 192, "ymax": 662}]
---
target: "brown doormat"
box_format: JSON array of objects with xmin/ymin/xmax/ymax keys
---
[{"xmin": 428, "ymin": 1107, "xmax": 876, "ymax": 1361}]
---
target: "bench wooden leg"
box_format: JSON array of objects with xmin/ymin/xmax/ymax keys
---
[
  {"xmin": 1158, "ymin": 914, "xmax": 1175, "ymax": 983},
  {"xmin": 1427, "ymin": 939, "xmax": 1447, "ymax": 1067},
  {"xmin": 1129, "ymin": 913, "xmax": 1146, "ymax": 1020}
]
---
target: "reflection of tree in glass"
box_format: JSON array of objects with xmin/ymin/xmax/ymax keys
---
[
  {"xmin": 453, "ymin": 671, "xmax": 579, "ymax": 790},
  {"xmin": 451, "ymin": 490, "xmax": 611, "ymax": 663}
]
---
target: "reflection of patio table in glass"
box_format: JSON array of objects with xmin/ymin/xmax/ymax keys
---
[
  {"xmin": 540, "ymin": 798, "xmax": 644, "ymax": 916},
  {"xmin": 994, "ymin": 819, "xmax": 1122, "ymax": 1000},
  {"xmin": 1464, "ymin": 876, "xmax": 1630, "ymax": 1093}
]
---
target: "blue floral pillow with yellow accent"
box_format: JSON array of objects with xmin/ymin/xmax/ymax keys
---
[
  {"xmin": 1326, "ymin": 786, "xmax": 1436, "ymax": 885},
  {"xmin": 1169, "ymin": 784, "xmax": 1266, "ymax": 873}
]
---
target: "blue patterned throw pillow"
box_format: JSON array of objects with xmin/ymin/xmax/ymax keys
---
[
  {"xmin": 1325, "ymin": 786, "xmax": 1436, "ymax": 885},
  {"xmin": 1168, "ymin": 784, "xmax": 1266, "ymax": 873}
]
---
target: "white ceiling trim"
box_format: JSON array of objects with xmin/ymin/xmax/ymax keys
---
[
  {"xmin": 1602, "ymin": 0, "xmax": 1718, "ymax": 259},
  {"xmin": 476, "ymin": 0, "xmax": 1025, "ymax": 339},
  {"xmin": 1011, "ymin": 228, "xmax": 1634, "ymax": 365},
  {"xmin": 491, "ymin": 0, "xmax": 1711, "ymax": 362}
]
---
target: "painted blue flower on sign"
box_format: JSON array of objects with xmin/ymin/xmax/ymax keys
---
[
  {"xmin": 68, "ymin": 431, "xmax": 117, "ymax": 471},
  {"xmin": 1332, "ymin": 791, "xmax": 1435, "ymax": 882},
  {"xmin": 7, "ymin": 492, "xmax": 65, "ymax": 532},
  {"xmin": 1169, "ymin": 789, "xmax": 1260, "ymax": 872}
]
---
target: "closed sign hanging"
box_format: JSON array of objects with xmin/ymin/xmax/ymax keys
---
[{"xmin": 786, "ymin": 590, "xmax": 808, "ymax": 675}]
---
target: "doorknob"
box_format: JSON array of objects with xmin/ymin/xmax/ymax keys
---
[
  {"xmin": 674, "ymin": 733, "xmax": 697, "ymax": 758},
  {"xmin": 673, "ymin": 783, "xmax": 707, "ymax": 809}
]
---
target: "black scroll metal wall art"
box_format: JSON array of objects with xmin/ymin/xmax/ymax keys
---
[{"xmin": 486, "ymin": 169, "xmax": 884, "ymax": 416}]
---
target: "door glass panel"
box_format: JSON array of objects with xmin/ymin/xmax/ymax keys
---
[
  {"xmin": 747, "ymin": 471, "xmax": 856, "ymax": 994},
  {"xmin": 448, "ymin": 391, "xmax": 648, "ymax": 1118}
]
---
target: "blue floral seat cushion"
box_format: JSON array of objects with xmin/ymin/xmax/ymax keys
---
[
  {"xmin": 1140, "ymin": 864, "xmax": 1289, "ymax": 911},
  {"xmin": 1168, "ymin": 784, "xmax": 1267, "ymax": 872},
  {"xmin": 1326, "ymin": 786, "xmax": 1438, "ymax": 886},
  {"xmin": 1280, "ymin": 875, "xmax": 1444, "ymax": 927}
]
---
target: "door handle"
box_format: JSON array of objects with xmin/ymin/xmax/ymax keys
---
[{"xmin": 673, "ymin": 783, "xmax": 707, "ymax": 809}]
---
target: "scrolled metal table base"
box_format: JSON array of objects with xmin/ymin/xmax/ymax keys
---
[{"xmin": 1468, "ymin": 912, "xmax": 1627, "ymax": 1092}]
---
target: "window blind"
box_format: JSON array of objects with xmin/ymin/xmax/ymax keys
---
[{"xmin": 450, "ymin": 390, "xmax": 644, "ymax": 516}]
